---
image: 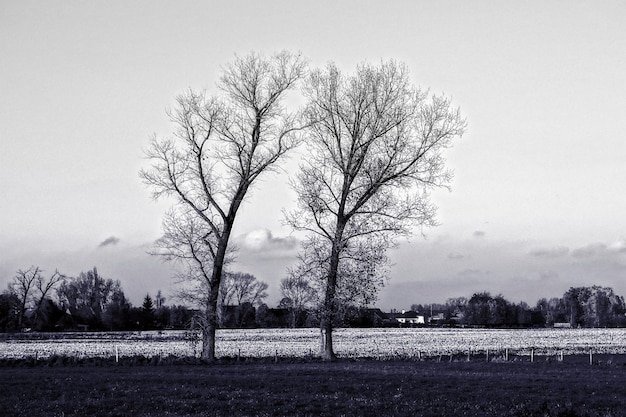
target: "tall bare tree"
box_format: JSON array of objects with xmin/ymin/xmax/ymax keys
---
[
  {"xmin": 140, "ymin": 51, "xmax": 306, "ymax": 360},
  {"xmin": 8, "ymin": 266, "xmax": 64, "ymax": 329},
  {"xmin": 32, "ymin": 269, "xmax": 64, "ymax": 329},
  {"xmin": 10, "ymin": 266, "xmax": 40, "ymax": 329},
  {"xmin": 287, "ymin": 60, "xmax": 466, "ymax": 360}
]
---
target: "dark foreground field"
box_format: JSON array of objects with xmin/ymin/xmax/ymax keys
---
[{"xmin": 1, "ymin": 356, "xmax": 625, "ymax": 417}]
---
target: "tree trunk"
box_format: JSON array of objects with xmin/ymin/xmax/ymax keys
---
[
  {"xmin": 321, "ymin": 221, "xmax": 344, "ymax": 361},
  {"xmin": 201, "ymin": 275, "xmax": 222, "ymax": 361},
  {"xmin": 322, "ymin": 317, "xmax": 335, "ymax": 361},
  {"xmin": 202, "ymin": 319, "xmax": 217, "ymax": 361},
  {"xmin": 200, "ymin": 232, "xmax": 231, "ymax": 362}
]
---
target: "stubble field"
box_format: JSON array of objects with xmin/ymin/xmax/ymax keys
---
[{"xmin": 2, "ymin": 328, "xmax": 626, "ymax": 360}]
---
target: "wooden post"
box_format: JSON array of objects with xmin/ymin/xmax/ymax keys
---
[
  {"xmin": 559, "ymin": 351, "xmax": 564, "ymax": 362},
  {"xmin": 505, "ymin": 348, "xmax": 509, "ymax": 361},
  {"xmin": 589, "ymin": 349, "xmax": 593, "ymax": 365},
  {"xmin": 275, "ymin": 349, "xmax": 278, "ymax": 363},
  {"xmin": 467, "ymin": 349, "xmax": 470, "ymax": 362},
  {"xmin": 115, "ymin": 346, "xmax": 119, "ymax": 363},
  {"xmin": 530, "ymin": 349, "xmax": 534, "ymax": 363},
  {"xmin": 417, "ymin": 351, "xmax": 421, "ymax": 361},
  {"xmin": 486, "ymin": 348, "xmax": 489, "ymax": 362},
  {"xmin": 237, "ymin": 348, "xmax": 240, "ymax": 362}
]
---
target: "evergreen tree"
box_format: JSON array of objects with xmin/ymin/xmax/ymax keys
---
[{"xmin": 141, "ymin": 294, "xmax": 155, "ymax": 329}]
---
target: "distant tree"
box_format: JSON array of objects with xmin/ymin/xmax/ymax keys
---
[
  {"xmin": 0, "ymin": 291, "xmax": 20, "ymax": 332},
  {"xmin": 31, "ymin": 269, "xmax": 64, "ymax": 330},
  {"xmin": 155, "ymin": 290, "xmax": 166, "ymax": 309},
  {"xmin": 563, "ymin": 287, "xmax": 592, "ymax": 327},
  {"xmin": 102, "ymin": 290, "xmax": 131, "ymax": 331},
  {"xmin": 142, "ymin": 294, "xmax": 154, "ymax": 312},
  {"xmin": 446, "ymin": 297, "xmax": 468, "ymax": 312},
  {"xmin": 286, "ymin": 60, "xmax": 465, "ymax": 360},
  {"xmin": 465, "ymin": 292, "xmax": 493, "ymax": 326},
  {"xmin": 57, "ymin": 267, "xmax": 127, "ymax": 330},
  {"xmin": 563, "ymin": 286, "xmax": 626, "ymax": 328},
  {"xmin": 410, "ymin": 304, "xmax": 425, "ymax": 314},
  {"xmin": 227, "ymin": 272, "xmax": 268, "ymax": 307},
  {"xmin": 586, "ymin": 286, "xmax": 626, "ymax": 327},
  {"xmin": 536, "ymin": 297, "xmax": 567, "ymax": 326},
  {"xmin": 8, "ymin": 266, "xmax": 40, "ymax": 329},
  {"xmin": 218, "ymin": 272, "xmax": 267, "ymax": 328},
  {"xmin": 153, "ymin": 290, "xmax": 169, "ymax": 329},
  {"xmin": 167, "ymin": 305, "xmax": 195, "ymax": 329},
  {"xmin": 488, "ymin": 294, "xmax": 511, "ymax": 326},
  {"xmin": 140, "ymin": 51, "xmax": 307, "ymax": 360},
  {"xmin": 141, "ymin": 294, "xmax": 155, "ymax": 329},
  {"xmin": 280, "ymin": 274, "xmax": 316, "ymax": 327},
  {"xmin": 154, "ymin": 305, "xmax": 170, "ymax": 329},
  {"xmin": 514, "ymin": 301, "xmax": 533, "ymax": 327}
]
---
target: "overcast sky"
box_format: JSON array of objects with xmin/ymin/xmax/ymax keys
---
[{"xmin": 2, "ymin": 0, "xmax": 625, "ymax": 310}]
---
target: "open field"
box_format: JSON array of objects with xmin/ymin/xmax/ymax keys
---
[
  {"xmin": 2, "ymin": 329, "xmax": 626, "ymax": 416},
  {"xmin": 2, "ymin": 328, "xmax": 626, "ymax": 361},
  {"xmin": 1, "ymin": 359, "xmax": 626, "ymax": 417}
]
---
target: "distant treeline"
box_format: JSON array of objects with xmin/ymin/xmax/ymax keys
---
[
  {"xmin": 1, "ymin": 266, "xmax": 625, "ymax": 331},
  {"xmin": 410, "ymin": 285, "xmax": 626, "ymax": 328}
]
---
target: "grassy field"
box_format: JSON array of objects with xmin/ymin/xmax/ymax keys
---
[{"xmin": 1, "ymin": 358, "xmax": 625, "ymax": 417}]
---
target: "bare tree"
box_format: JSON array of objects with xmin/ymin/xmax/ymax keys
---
[
  {"xmin": 32, "ymin": 269, "xmax": 64, "ymax": 329},
  {"xmin": 8, "ymin": 266, "xmax": 64, "ymax": 330},
  {"xmin": 280, "ymin": 272, "xmax": 316, "ymax": 328},
  {"xmin": 9, "ymin": 266, "xmax": 40, "ymax": 329},
  {"xmin": 225, "ymin": 272, "xmax": 268, "ymax": 307},
  {"xmin": 218, "ymin": 272, "xmax": 268, "ymax": 328},
  {"xmin": 286, "ymin": 60, "xmax": 466, "ymax": 360},
  {"xmin": 140, "ymin": 51, "xmax": 307, "ymax": 360}
]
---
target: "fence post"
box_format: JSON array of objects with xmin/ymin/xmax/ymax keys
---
[
  {"xmin": 486, "ymin": 348, "xmax": 489, "ymax": 362},
  {"xmin": 505, "ymin": 348, "xmax": 509, "ymax": 361},
  {"xmin": 467, "ymin": 349, "xmax": 471, "ymax": 362},
  {"xmin": 530, "ymin": 349, "xmax": 534, "ymax": 363},
  {"xmin": 115, "ymin": 346, "xmax": 119, "ymax": 363},
  {"xmin": 589, "ymin": 349, "xmax": 593, "ymax": 365}
]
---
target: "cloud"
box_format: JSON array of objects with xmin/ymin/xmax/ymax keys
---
[
  {"xmin": 569, "ymin": 240, "xmax": 626, "ymax": 259},
  {"xmin": 529, "ymin": 246, "xmax": 569, "ymax": 258},
  {"xmin": 447, "ymin": 252, "xmax": 465, "ymax": 260},
  {"xmin": 456, "ymin": 268, "xmax": 490, "ymax": 283},
  {"xmin": 98, "ymin": 236, "xmax": 120, "ymax": 248},
  {"xmin": 473, "ymin": 230, "xmax": 485, "ymax": 238},
  {"xmin": 571, "ymin": 243, "xmax": 607, "ymax": 258},
  {"xmin": 608, "ymin": 239, "xmax": 626, "ymax": 253},
  {"xmin": 236, "ymin": 229, "xmax": 298, "ymax": 256}
]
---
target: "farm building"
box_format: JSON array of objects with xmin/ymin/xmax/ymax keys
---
[{"xmin": 395, "ymin": 310, "xmax": 426, "ymax": 325}]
